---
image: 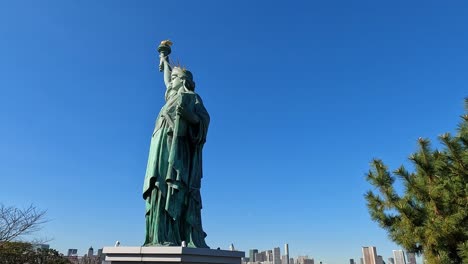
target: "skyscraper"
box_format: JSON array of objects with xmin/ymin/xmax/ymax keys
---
[
  {"xmin": 362, "ymin": 246, "xmax": 378, "ymax": 264},
  {"xmin": 406, "ymin": 252, "xmax": 416, "ymax": 264},
  {"xmin": 255, "ymin": 252, "xmax": 265, "ymax": 262},
  {"xmin": 285, "ymin": 244, "xmax": 290, "ymax": 264},
  {"xmin": 377, "ymin": 255, "xmax": 384, "ymax": 264},
  {"xmin": 250, "ymin": 249, "xmax": 259, "ymax": 263},
  {"xmin": 273, "ymin": 247, "xmax": 281, "ymax": 264},
  {"xmin": 266, "ymin": 250, "xmax": 273, "ymax": 262},
  {"xmin": 393, "ymin": 250, "xmax": 406, "ymax": 264},
  {"xmin": 349, "ymin": 259, "xmax": 355, "ymax": 264},
  {"xmin": 388, "ymin": 257, "xmax": 395, "ymax": 264}
]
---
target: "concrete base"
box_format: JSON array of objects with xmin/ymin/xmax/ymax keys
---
[{"xmin": 102, "ymin": 246, "xmax": 245, "ymax": 264}]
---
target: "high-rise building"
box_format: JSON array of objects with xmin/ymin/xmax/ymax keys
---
[
  {"xmin": 285, "ymin": 244, "xmax": 290, "ymax": 264},
  {"xmin": 388, "ymin": 257, "xmax": 395, "ymax": 264},
  {"xmin": 350, "ymin": 259, "xmax": 355, "ymax": 264},
  {"xmin": 377, "ymin": 255, "xmax": 384, "ymax": 264},
  {"xmin": 297, "ymin": 256, "xmax": 314, "ymax": 264},
  {"xmin": 362, "ymin": 246, "xmax": 378, "ymax": 264},
  {"xmin": 67, "ymin": 249, "xmax": 78, "ymax": 257},
  {"xmin": 273, "ymin": 247, "xmax": 281, "ymax": 264},
  {"xmin": 97, "ymin": 248, "xmax": 104, "ymax": 261},
  {"xmin": 290, "ymin": 257, "xmax": 294, "ymax": 264},
  {"xmin": 255, "ymin": 252, "xmax": 265, "ymax": 262},
  {"xmin": 406, "ymin": 253, "xmax": 416, "ymax": 264},
  {"xmin": 87, "ymin": 246, "xmax": 94, "ymax": 257},
  {"xmin": 266, "ymin": 250, "xmax": 273, "ymax": 262},
  {"xmin": 393, "ymin": 250, "xmax": 406, "ymax": 264},
  {"xmin": 250, "ymin": 249, "xmax": 259, "ymax": 262}
]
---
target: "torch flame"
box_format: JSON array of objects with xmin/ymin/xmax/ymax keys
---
[{"xmin": 160, "ymin": 40, "xmax": 173, "ymax": 47}]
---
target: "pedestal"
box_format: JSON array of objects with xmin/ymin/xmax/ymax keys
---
[{"xmin": 102, "ymin": 246, "xmax": 245, "ymax": 264}]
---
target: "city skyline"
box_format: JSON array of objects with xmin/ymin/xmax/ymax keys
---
[
  {"xmin": 243, "ymin": 244, "xmax": 421, "ymax": 264},
  {"xmin": 1, "ymin": 1, "xmax": 466, "ymax": 264},
  {"xmin": 17, "ymin": 242, "xmax": 424, "ymax": 264}
]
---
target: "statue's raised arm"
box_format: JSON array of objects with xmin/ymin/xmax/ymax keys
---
[{"xmin": 158, "ymin": 40, "xmax": 173, "ymax": 89}]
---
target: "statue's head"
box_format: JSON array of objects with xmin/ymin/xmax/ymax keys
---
[{"xmin": 171, "ymin": 67, "xmax": 195, "ymax": 91}]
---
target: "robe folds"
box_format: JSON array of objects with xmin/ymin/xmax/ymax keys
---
[{"xmin": 142, "ymin": 88, "xmax": 209, "ymax": 248}]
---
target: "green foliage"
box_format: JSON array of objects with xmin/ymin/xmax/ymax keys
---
[
  {"xmin": 365, "ymin": 99, "xmax": 468, "ymax": 264},
  {"xmin": 0, "ymin": 242, "xmax": 71, "ymax": 264}
]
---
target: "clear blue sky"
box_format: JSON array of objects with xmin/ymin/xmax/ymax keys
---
[{"xmin": 0, "ymin": 1, "xmax": 466, "ymax": 263}]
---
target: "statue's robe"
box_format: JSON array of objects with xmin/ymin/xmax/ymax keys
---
[{"xmin": 142, "ymin": 86, "xmax": 209, "ymax": 248}]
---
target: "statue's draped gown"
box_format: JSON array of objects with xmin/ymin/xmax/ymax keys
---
[{"xmin": 142, "ymin": 84, "xmax": 210, "ymax": 248}]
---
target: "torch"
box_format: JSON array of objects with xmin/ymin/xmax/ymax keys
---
[{"xmin": 157, "ymin": 40, "xmax": 173, "ymax": 72}]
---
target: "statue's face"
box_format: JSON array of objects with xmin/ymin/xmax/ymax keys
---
[{"xmin": 171, "ymin": 69, "xmax": 184, "ymax": 89}]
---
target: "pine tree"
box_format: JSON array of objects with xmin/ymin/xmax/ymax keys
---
[{"xmin": 365, "ymin": 99, "xmax": 468, "ymax": 264}]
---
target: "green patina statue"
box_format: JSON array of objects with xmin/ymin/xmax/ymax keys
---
[{"xmin": 142, "ymin": 40, "xmax": 210, "ymax": 248}]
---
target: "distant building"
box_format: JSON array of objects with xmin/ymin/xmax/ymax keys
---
[
  {"xmin": 67, "ymin": 249, "xmax": 78, "ymax": 257},
  {"xmin": 388, "ymin": 257, "xmax": 395, "ymax": 264},
  {"xmin": 273, "ymin": 247, "xmax": 281, "ymax": 264},
  {"xmin": 297, "ymin": 256, "xmax": 314, "ymax": 264},
  {"xmin": 362, "ymin": 246, "xmax": 378, "ymax": 264},
  {"xmin": 297, "ymin": 256, "xmax": 306, "ymax": 264},
  {"xmin": 350, "ymin": 259, "xmax": 355, "ymax": 264},
  {"xmin": 285, "ymin": 244, "xmax": 290, "ymax": 264},
  {"xmin": 406, "ymin": 253, "xmax": 416, "ymax": 264},
  {"xmin": 255, "ymin": 252, "xmax": 265, "ymax": 262},
  {"xmin": 250, "ymin": 249, "xmax": 259, "ymax": 262},
  {"xmin": 98, "ymin": 248, "xmax": 105, "ymax": 261},
  {"xmin": 266, "ymin": 250, "xmax": 273, "ymax": 262},
  {"xmin": 32, "ymin": 244, "xmax": 50, "ymax": 250},
  {"xmin": 377, "ymin": 255, "xmax": 384, "ymax": 264},
  {"xmin": 393, "ymin": 250, "xmax": 406, "ymax": 264},
  {"xmin": 88, "ymin": 246, "xmax": 94, "ymax": 257},
  {"xmin": 290, "ymin": 258, "xmax": 294, "ymax": 264}
]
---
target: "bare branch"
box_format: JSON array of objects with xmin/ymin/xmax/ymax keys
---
[{"xmin": 0, "ymin": 204, "xmax": 47, "ymax": 244}]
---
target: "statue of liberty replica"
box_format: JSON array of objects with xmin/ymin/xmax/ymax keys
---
[{"xmin": 142, "ymin": 40, "xmax": 210, "ymax": 248}]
